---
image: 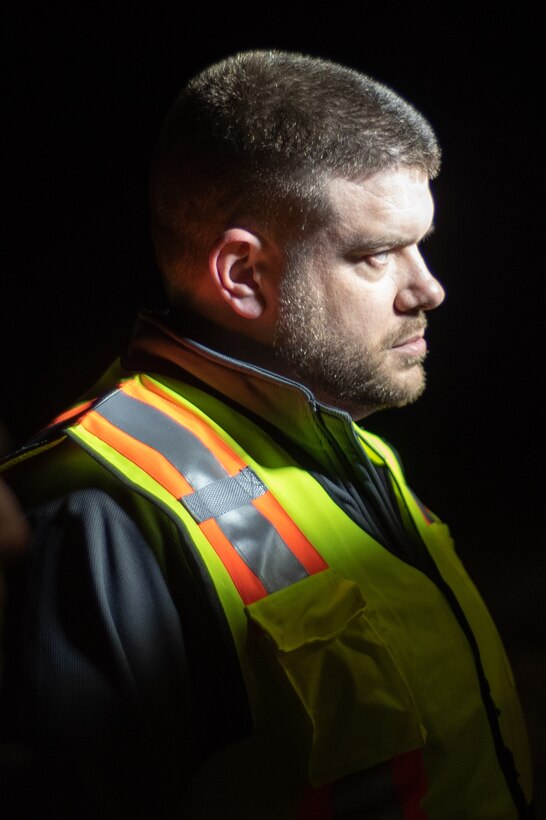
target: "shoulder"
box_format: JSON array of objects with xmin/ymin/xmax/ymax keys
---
[{"xmin": 5, "ymin": 435, "xmax": 186, "ymax": 576}]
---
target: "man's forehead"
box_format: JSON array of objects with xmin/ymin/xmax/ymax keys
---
[
  {"xmin": 323, "ymin": 167, "xmax": 434, "ymax": 242},
  {"xmin": 326, "ymin": 166, "xmax": 431, "ymax": 206}
]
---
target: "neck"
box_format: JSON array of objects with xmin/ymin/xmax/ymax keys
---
[
  {"xmin": 166, "ymin": 307, "xmax": 373, "ymax": 421},
  {"xmin": 167, "ymin": 307, "xmax": 282, "ymax": 372}
]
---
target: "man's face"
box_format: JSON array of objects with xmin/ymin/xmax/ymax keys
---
[{"xmin": 273, "ymin": 166, "xmax": 445, "ymax": 418}]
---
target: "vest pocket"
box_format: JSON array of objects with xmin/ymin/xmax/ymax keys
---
[{"xmin": 245, "ymin": 568, "xmax": 426, "ymax": 787}]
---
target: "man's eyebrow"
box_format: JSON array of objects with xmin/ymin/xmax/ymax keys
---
[{"xmin": 342, "ymin": 222, "xmax": 436, "ymax": 253}]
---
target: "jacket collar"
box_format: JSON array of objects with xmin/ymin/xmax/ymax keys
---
[{"xmin": 122, "ymin": 310, "xmax": 360, "ymax": 467}]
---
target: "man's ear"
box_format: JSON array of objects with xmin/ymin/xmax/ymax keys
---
[{"xmin": 208, "ymin": 228, "xmax": 276, "ymax": 320}]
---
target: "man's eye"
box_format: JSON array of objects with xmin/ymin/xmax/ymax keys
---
[
  {"xmin": 367, "ymin": 251, "xmax": 389, "ymax": 265},
  {"xmin": 349, "ymin": 249, "xmax": 391, "ymax": 268}
]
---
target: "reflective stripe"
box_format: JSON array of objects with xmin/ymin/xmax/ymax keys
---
[
  {"xmin": 52, "ymin": 399, "xmax": 96, "ymax": 427},
  {"xmin": 182, "ymin": 468, "xmax": 267, "ymax": 522},
  {"xmin": 96, "ymin": 390, "xmax": 232, "ymax": 490},
  {"xmin": 77, "ymin": 379, "xmax": 327, "ymax": 604},
  {"xmin": 214, "ymin": 505, "xmax": 309, "ymax": 595},
  {"xmin": 121, "ymin": 377, "xmax": 246, "ymax": 476},
  {"xmin": 199, "ymin": 518, "xmax": 269, "ymax": 603},
  {"xmin": 181, "ymin": 468, "xmax": 310, "ymax": 594},
  {"xmin": 80, "ymin": 412, "xmax": 194, "ymax": 498},
  {"xmin": 252, "ymin": 492, "xmax": 328, "ymax": 577}
]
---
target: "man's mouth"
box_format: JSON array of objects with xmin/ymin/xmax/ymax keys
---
[
  {"xmin": 392, "ymin": 334, "xmax": 427, "ymax": 356},
  {"xmin": 390, "ymin": 320, "xmax": 427, "ymax": 355},
  {"xmin": 389, "ymin": 316, "xmax": 427, "ymax": 356}
]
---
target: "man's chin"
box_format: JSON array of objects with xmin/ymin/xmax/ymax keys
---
[
  {"xmin": 318, "ymin": 373, "xmax": 427, "ymax": 420},
  {"xmin": 362, "ymin": 365, "xmax": 427, "ymax": 415},
  {"xmin": 390, "ymin": 366, "xmax": 427, "ymax": 407}
]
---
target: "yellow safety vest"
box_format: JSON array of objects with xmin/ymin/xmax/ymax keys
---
[{"xmin": 14, "ymin": 372, "xmax": 534, "ymax": 818}]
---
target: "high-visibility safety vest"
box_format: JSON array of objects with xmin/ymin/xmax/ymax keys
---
[{"xmin": 18, "ymin": 373, "xmax": 534, "ymax": 819}]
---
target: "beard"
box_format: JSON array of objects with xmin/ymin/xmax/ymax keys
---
[{"xmin": 273, "ymin": 268, "xmax": 429, "ymax": 418}]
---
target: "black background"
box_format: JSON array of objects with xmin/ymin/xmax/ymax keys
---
[{"xmin": 2, "ymin": 3, "xmax": 544, "ymax": 804}]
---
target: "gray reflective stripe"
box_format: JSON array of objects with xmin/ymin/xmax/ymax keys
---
[
  {"xmin": 215, "ymin": 506, "xmax": 308, "ymax": 594},
  {"xmin": 182, "ymin": 467, "xmax": 267, "ymax": 523},
  {"xmin": 94, "ymin": 389, "xmax": 309, "ymax": 594},
  {"xmin": 96, "ymin": 390, "xmax": 228, "ymax": 489}
]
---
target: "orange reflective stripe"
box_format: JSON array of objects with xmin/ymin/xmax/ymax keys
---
[
  {"xmin": 80, "ymin": 411, "xmax": 194, "ymax": 498},
  {"xmin": 71, "ymin": 378, "xmax": 329, "ymax": 607},
  {"xmin": 120, "ymin": 379, "xmax": 246, "ymax": 476},
  {"xmin": 252, "ymin": 492, "xmax": 328, "ymax": 577},
  {"xmin": 199, "ymin": 518, "xmax": 269, "ymax": 604},
  {"xmin": 118, "ymin": 381, "xmax": 328, "ymax": 593},
  {"xmin": 80, "ymin": 407, "xmax": 270, "ymax": 603},
  {"xmin": 50, "ymin": 399, "xmax": 96, "ymax": 427}
]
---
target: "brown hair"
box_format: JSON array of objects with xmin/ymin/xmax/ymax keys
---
[{"xmin": 150, "ymin": 50, "xmax": 441, "ymax": 297}]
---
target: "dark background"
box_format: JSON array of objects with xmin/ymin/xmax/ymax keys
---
[{"xmin": 2, "ymin": 3, "xmax": 544, "ymax": 805}]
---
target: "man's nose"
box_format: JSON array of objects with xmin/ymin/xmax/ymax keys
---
[{"xmin": 394, "ymin": 250, "xmax": 446, "ymax": 313}]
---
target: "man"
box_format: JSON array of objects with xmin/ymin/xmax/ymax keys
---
[{"xmin": 0, "ymin": 50, "xmax": 534, "ymax": 818}]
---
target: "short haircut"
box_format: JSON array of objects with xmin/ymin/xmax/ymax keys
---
[{"xmin": 150, "ymin": 50, "xmax": 441, "ymax": 297}]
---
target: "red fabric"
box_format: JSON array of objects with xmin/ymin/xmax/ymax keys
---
[
  {"xmin": 391, "ymin": 748, "xmax": 428, "ymax": 819},
  {"xmin": 298, "ymin": 782, "xmax": 334, "ymax": 820}
]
